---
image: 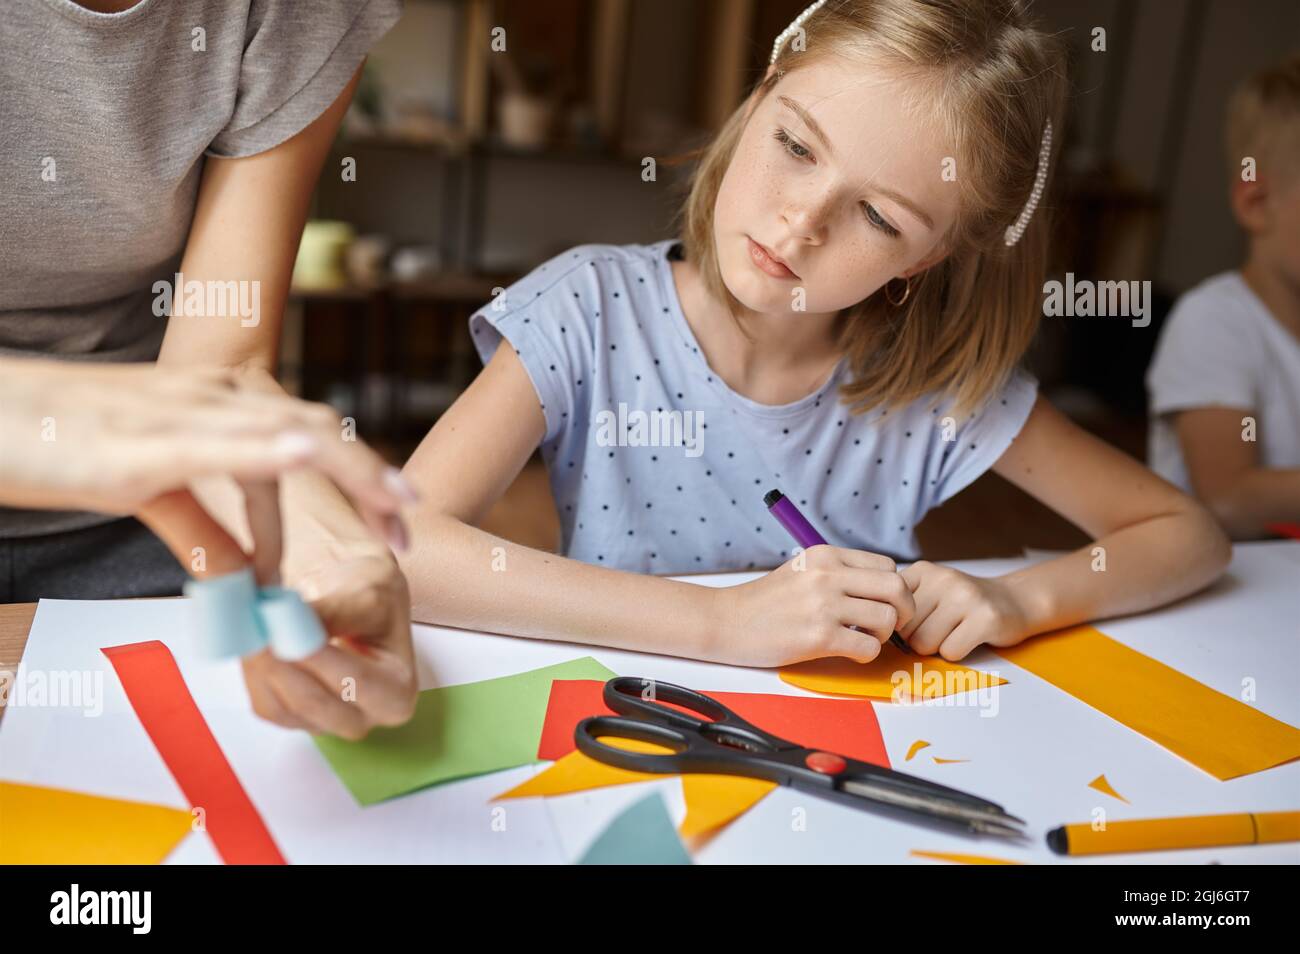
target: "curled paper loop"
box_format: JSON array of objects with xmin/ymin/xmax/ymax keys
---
[{"xmin": 183, "ymin": 567, "xmax": 327, "ymax": 661}]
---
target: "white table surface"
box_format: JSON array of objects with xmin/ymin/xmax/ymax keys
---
[{"xmin": 1, "ymin": 541, "xmax": 1297, "ymax": 864}]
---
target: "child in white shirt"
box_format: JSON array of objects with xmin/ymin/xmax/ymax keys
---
[{"xmin": 1147, "ymin": 54, "xmax": 1300, "ymax": 538}]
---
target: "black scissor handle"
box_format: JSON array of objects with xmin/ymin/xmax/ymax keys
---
[
  {"xmin": 578, "ymin": 681, "xmax": 1023, "ymax": 833},
  {"xmin": 574, "ymin": 716, "xmax": 700, "ymax": 775},
  {"xmin": 602, "ymin": 676, "xmax": 728, "ymax": 728},
  {"xmin": 601, "ymin": 676, "xmax": 793, "ymax": 751},
  {"xmin": 574, "ymin": 714, "xmax": 789, "ymax": 778}
]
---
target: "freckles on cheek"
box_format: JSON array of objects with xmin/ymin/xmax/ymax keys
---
[
  {"xmin": 738, "ymin": 137, "xmax": 781, "ymax": 189},
  {"xmin": 834, "ymin": 243, "xmax": 896, "ymax": 299}
]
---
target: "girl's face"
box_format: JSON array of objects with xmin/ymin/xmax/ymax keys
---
[{"xmin": 714, "ymin": 58, "xmax": 962, "ymax": 318}]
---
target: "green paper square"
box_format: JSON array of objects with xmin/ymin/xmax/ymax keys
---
[{"xmin": 314, "ymin": 656, "xmax": 617, "ymax": 805}]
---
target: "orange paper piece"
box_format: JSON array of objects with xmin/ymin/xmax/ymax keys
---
[
  {"xmin": 0, "ymin": 781, "xmax": 192, "ymax": 864},
  {"xmin": 497, "ymin": 738, "xmax": 666, "ymax": 798},
  {"xmin": 993, "ymin": 625, "xmax": 1300, "ymax": 780},
  {"xmin": 496, "ymin": 737, "xmax": 777, "ymax": 835},
  {"xmin": 905, "ymin": 740, "xmax": 931, "ymax": 761},
  {"xmin": 1088, "ymin": 774, "xmax": 1130, "ymax": 804},
  {"xmin": 679, "ymin": 775, "xmax": 778, "ymax": 837},
  {"xmin": 910, "ymin": 850, "xmax": 1022, "ymax": 865},
  {"xmin": 780, "ymin": 643, "xmax": 1007, "ymax": 700}
]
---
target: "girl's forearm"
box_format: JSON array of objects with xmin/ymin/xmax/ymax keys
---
[
  {"xmin": 400, "ymin": 513, "xmax": 724, "ymax": 659},
  {"xmin": 997, "ymin": 506, "xmax": 1232, "ymax": 636}
]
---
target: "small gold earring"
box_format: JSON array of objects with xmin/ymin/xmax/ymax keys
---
[{"xmin": 884, "ymin": 277, "xmax": 911, "ymax": 306}]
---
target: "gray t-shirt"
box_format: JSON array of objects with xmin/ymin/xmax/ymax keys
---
[
  {"xmin": 470, "ymin": 240, "xmax": 1039, "ymax": 573},
  {"xmin": 0, "ymin": 0, "xmax": 402, "ymax": 538}
]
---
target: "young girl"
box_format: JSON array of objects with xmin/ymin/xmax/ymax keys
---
[{"xmin": 397, "ymin": 0, "xmax": 1230, "ymax": 667}]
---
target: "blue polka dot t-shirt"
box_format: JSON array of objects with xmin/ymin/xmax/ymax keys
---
[{"xmin": 469, "ymin": 239, "xmax": 1038, "ymax": 575}]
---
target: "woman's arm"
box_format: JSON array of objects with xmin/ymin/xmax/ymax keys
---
[
  {"xmin": 156, "ymin": 66, "xmax": 399, "ymax": 557},
  {"xmin": 398, "ymin": 344, "xmax": 914, "ymax": 668},
  {"xmin": 156, "ymin": 64, "xmax": 357, "ymax": 374},
  {"xmin": 153, "ymin": 65, "xmax": 417, "ymax": 733},
  {"xmin": 0, "ymin": 357, "xmax": 406, "ymax": 519},
  {"xmin": 1174, "ymin": 407, "xmax": 1300, "ymax": 539},
  {"xmin": 989, "ymin": 395, "xmax": 1233, "ymax": 631}
]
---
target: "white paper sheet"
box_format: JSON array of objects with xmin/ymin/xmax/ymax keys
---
[{"xmin": 1, "ymin": 543, "xmax": 1297, "ymax": 864}]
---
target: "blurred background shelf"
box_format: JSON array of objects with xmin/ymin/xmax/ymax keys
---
[{"xmin": 280, "ymin": 0, "xmax": 1298, "ymax": 557}]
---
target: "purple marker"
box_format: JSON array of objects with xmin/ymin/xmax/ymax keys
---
[{"xmin": 764, "ymin": 488, "xmax": 911, "ymax": 654}]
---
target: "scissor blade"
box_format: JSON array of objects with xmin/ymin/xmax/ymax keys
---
[
  {"xmin": 967, "ymin": 817, "xmax": 1031, "ymax": 840},
  {"xmin": 840, "ymin": 777, "xmax": 1026, "ymax": 834},
  {"xmin": 846, "ymin": 767, "xmax": 1011, "ymax": 816}
]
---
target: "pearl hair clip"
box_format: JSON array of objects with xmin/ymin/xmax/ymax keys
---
[
  {"xmin": 769, "ymin": 0, "xmax": 827, "ymax": 65},
  {"xmin": 1004, "ymin": 119, "xmax": 1053, "ymax": 246}
]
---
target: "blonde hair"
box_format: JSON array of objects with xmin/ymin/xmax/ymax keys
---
[
  {"xmin": 1226, "ymin": 52, "xmax": 1300, "ymax": 187},
  {"xmin": 672, "ymin": 0, "xmax": 1068, "ymax": 419}
]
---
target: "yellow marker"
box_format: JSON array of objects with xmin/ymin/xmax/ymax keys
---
[{"xmin": 1047, "ymin": 811, "xmax": 1300, "ymax": 856}]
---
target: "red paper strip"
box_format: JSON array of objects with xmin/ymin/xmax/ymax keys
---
[
  {"xmin": 103, "ymin": 640, "xmax": 285, "ymax": 865},
  {"xmin": 538, "ymin": 680, "xmax": 891, "ymax": 768},
  {"xmin": 1266, "ymin": 522, "xmax": 1300, "ymax": 540}
]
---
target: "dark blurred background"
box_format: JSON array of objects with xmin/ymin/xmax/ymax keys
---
[{"xmin": 282, "ymin": 0, "xmax": 1300, "ymax": 560}]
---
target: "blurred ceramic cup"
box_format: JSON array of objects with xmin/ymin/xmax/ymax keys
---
[
  {"xmin": 292, "ymin": 220, "xmax": 355, "ymax": 290},
  {"xmin": 389, "ymin": 245, "xmax": 443, "ymax": 283},
  {"xmin": 346, "ymin": 234, "xmax": 393, "ymax": 285},
  {"xmin": 498, "ymin": 90, "xmax": 556, "ymax": 150}
]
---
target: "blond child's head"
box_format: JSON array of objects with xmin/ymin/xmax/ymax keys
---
[
  {"xmin": 678, "ymin": 0, "xmax": 1068, "ymax": 418},
  {"xmin": 1226, "ymin": 52, "xmax": 1300, "ymax": 282}
]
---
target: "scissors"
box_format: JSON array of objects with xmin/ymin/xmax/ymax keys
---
[{"xmin": 574, "ymin": 676, "xmax": 1026, "ymax": 839}]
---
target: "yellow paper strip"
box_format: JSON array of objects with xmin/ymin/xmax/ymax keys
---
[
  {"xmin": 910, "ymin": 850, "xmax": 1022, "ymax": 865},
  {"xmin": 994, "ymin": 625, "xmax": 1300, "ymax": 780},
  {"xmin": 494, "ymin": 738, "xmax": 776, "ymax": 836},
  {"xmin": 0, "ymin": 781, "xmax": 192, "ymax": 865},
  {"xmin": 905, "ymin": 740, "xmax": 930, "ymax": 761},
  {"xmin": 781, "ymin": 643, "xmax": 1007, "ymax": 700},
  {"xmin": 932, "ymin": 757, "xmax": 969, "ymax": 764},
  {"xmin": 1088, "ymin": 773, "xmax": 1130, "ymax": 804}
]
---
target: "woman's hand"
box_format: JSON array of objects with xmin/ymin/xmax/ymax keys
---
[
  {"xmin": 242, "ymin": 550, "xmax": 418, "ymax": 739},
  {"xmin": 140, "ymin": 486, "xmax": 417, "ymax": 739},
  {"xmin": 0, "ymin": 358, "xmax": 415, "ymax": 550},
  {"xmin": 897, "ymin": 561, "xmax": 1032, "ymax": 660},
  {"xmin": 711, "ymin": 544, "xmax": 915, "ymax": 667}
]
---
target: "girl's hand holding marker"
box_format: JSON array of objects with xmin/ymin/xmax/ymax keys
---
[{"xmin": 712, "ymin": 543, "xmax": 916, "ymax": 667}]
